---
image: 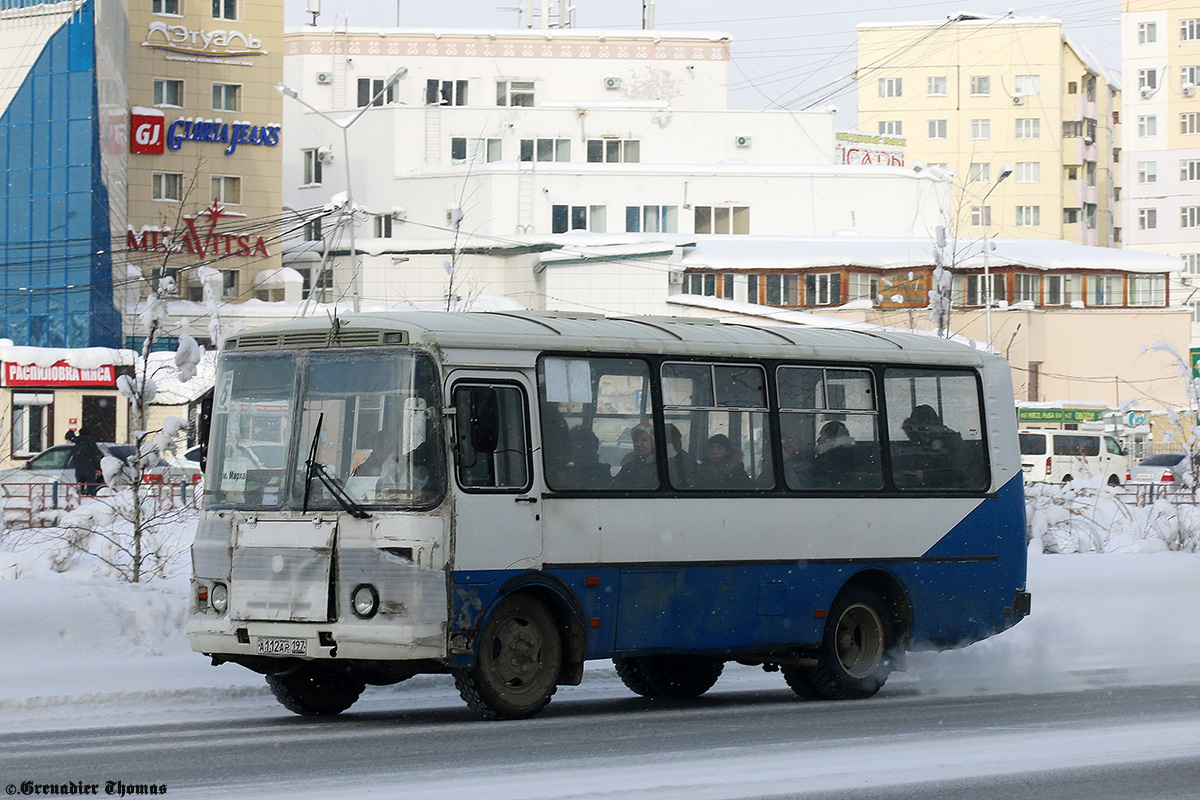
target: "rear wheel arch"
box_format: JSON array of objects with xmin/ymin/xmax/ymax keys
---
[{"xmin": 840, "ymin": 568, "xmax": 912, "ymax": 650}]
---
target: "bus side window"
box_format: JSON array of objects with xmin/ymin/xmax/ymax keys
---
[
  {"xmin": 777, "ymin": 366, "xmax": 882, "ymax": 491},
  {"xmin": 884, "ymin": 368, "xmax": 989, "ymax": 491},
  {"xmin": 453, "ymin": 384, "xmax": 531, "ymax": 490}
]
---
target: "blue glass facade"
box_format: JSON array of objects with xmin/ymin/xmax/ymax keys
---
[{"xmin": 0, "ymin": 0, "xmax": 122, "ymax": 348}]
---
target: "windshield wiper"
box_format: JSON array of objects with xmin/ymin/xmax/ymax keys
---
[{"xmin": 303, "ymin": 413, "xmax": 372, "ymax": 520}]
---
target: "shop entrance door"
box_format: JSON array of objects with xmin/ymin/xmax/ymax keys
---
[{"xmin": 82, "ymin": 395, "xmax": 117, "ymax": 442}]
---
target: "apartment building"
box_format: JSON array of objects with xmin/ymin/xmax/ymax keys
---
[
  {"xmin": 856, "ymin": 14, "xmax": 1121, "ymax": 248},
  {"xmin": 1121, "ymin": 0, "xmax": 1200, "ymax": 337}
]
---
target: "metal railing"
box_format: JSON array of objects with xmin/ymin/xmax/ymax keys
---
[{"xmin": 0, "ymin": 480, "xmax": 201, "ymax": 529}]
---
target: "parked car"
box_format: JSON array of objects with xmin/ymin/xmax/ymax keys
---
[
  {"xmin": 1019, "ymin": 429, "xmax": 1128, "ymax": 485},
  {"xmin": 1128, "ymin": 452, "xmax": 1198, "ymax": 487},
  {"xmin": 0, "ymin": 442, "xmax": 198, "ymax": 494}
]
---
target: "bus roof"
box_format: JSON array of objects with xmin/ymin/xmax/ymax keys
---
[{"xmin": 225, "ymin": 310, "xmax": 992, "ymax": 367}]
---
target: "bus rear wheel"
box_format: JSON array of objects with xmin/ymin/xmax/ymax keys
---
[
  {"xmin": 613, "ymin": 655, "xmax": 725, "ymax": 698},
  {"xmin": 807, "ymin": 588, "xmax": 895, "ymax": 700},
  {"xmin": 454, "ymin": 593, "xmax": 562, "ymax": 720},
  {"xmin": 265, "ymin": 663, "xmax": 365, "ymax": 716}
]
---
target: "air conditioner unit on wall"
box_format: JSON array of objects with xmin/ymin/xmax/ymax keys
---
[
  {"xmin": 735, "ymin": 135, "xmax": 752, "ymax": 148},
  {"xmin": 1141, "ymin": 87, "xmax": 1153, "ymax": 99},
  {"xmin": 316, "ymin": 147, "xmax": 335, "ymax": 163},
  {"xmin": 1185, "ymin": 82, "xmax": 1196, "ymax": 97},
  {"xmin": 316, "ymin": 71, "xmax": 333, "ymax": 85},
  {"xmin": 1011, "ymin": 93, "xmax": 1024, "ymax": 105},
  {"xmin": 604, "ymin": 77, "xmax": 621, "ymax": 90}
]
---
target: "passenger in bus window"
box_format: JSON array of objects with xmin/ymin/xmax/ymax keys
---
[
  {"xmin": 781, "ymin": 424, "xmax": 814, "ymax": 489},
  {"xmin": 614, "ymin": 422, "xmax": 658, "ymax": 488},
  {"xmin": 565, "ymin": 426, "xmax": 612, "ymax": 488},
  {"xmin": 692, "ymin": 434, "xmax": 752, "ymax": 489},
  {"xmin": 352, "ymin": 431, "xmax": 390, "ymax": 476},
  {"xmin": 665, "ymin": 423, "xmax": 690, "ymax": 488},
  {"xmin": 814, "ymin": 421, "xmax": 856, "ymax": 488},
  {"xmin": 897, "ymin": 405, "xmax": 965, "ymax": 487}
]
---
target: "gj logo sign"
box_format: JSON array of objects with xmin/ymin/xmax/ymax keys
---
[{"xmin": 130, "ymin": 111, "xmax": 165, "ymax": 154}]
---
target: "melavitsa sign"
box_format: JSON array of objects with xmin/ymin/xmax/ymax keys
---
[{"xmin": 126, "ymin": 200, "xmax": 271, "ymax": 259}]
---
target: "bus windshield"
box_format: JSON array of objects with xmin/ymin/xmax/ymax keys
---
[{"xmin": 205, "ymin": 349, "xmax": 444, "ymax": 510}]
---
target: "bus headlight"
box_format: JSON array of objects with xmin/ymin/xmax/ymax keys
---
[
  {"xmin": 352, "ymin": 584, "xmax": 379, "ymax": 619},
  {"xmin": 210, "ymin": 583, "xmax": 229, "ymax": 615}
]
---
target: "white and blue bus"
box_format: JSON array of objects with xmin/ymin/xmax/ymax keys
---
[{"xmin": 188, "ymin": 311, "xmax": 1029, "ymax": 719}]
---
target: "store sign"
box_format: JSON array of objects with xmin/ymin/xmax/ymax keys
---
[
  {"xmin": 1017, "ymin": 408, "xmax": 1106, "ymax": 424},
  {"xmin": 835, "ymin": 131, "xmax": 905, "ymax": 167},
  {"xmin": 131, "ymin": 112, "xmax": 166, "ymax": 154},
  {"xmin": 3, "ymin": 362, "xmax": 116, "ymax": 388},
  {"xmin": 142, "ymin": 22, "xmax": 266, "ymax": 65},
  {"xmin": 127, "ymin": 200, "xmax": 271, "ymax": 258},
  {"xmin": 167, "ymin": 118, "xmax": 281, "ymax": 156}
]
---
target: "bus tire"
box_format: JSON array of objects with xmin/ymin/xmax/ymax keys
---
[
  {"xmin": 779, "ymin": 665, "xmax": 820, "ymax": 699},
  {"xmin": 265, "ymin": 663, "xmax": 365, "ymax": 716},
  {"xmin": 613, "ymin": 655, "xmax": 724, "ymax": 698},
  {"xmin": 1108, "ymin": 474, "xmax": 1121, "ymax": 486},
  {"xmin": 454, "ymin": 593, "xmax": 562, "ymax": 720},
  {"xmin": 809, "ymin": 587, "xmax": 894, "ymax": 700}
]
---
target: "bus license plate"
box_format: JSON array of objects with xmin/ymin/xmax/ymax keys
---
[{"xmin": 255, "ymin": 637, "xmax": 307, "ymax": 656}]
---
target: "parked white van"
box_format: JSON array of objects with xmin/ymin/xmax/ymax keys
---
[{"xmin": 1019, "ymin": 429, "xmax": 1128, "ymax": 485}]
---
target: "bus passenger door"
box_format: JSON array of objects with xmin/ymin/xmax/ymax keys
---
[{"xmin": 448, "ymin": 373, "xmax": 542, "ymax": 576}]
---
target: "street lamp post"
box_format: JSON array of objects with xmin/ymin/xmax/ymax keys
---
[
  {"xmin": 275, "ymin": 67, "xmax": 408, "ymax": 313},
  {"xmin": 980, "ymin": 163, "xmax": 1013, "ymax": 350}
]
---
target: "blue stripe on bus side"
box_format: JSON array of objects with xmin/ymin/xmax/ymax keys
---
[{"xmin": 449, "ymin": 475, "xmax": 1028, "ymax": 664}]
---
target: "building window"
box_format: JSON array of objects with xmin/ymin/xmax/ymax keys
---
[
  {"xmin": 1183, "ymin": 254, "xmax": 1200, "ymax": 274},
  {"xmin": 1129, "ymin": 275, "xmax": 1167, "ymax": 306},
  {"xmin": 1015, "ymin": 118, "xmax": 1040, "ymax": 139},
  {"xmin": 684, "ymin": 273, "xmax": 717, "ymax": 296},
  {"xmin": 1085, "ymin": 161, "xmax": 1097, "ymax": 187},
  {"xmin": 1183, "ymin": 206, "xmax": 1200, "ymax": 229},
  {"xmin": 220, "ymin": 269, "xmax": 239, "ymax": 300},
  {"xmin": 299, "ymin": 266, "xmax": 333, "ymax": 301},
  {"xmin": 523, "ymin": 138, "xmax": 569, "ymax": 162},
  {"xmin": 626, "ymin": 205, "xmax": 678, "ymax": 233},
  {"xmin": 694, "ymin": 206, "xmax": 750, "ymax": 235},
  {"xmin": 1016, "ymin": 206, "xmax": 1040, "ymax": 227},
  {"xmin": 968, "ymin": 163, "xmax": 990, "ymax": 183},
  {"xmin": 496, "ymin": 80, "xmax": 534, "ymax": 107},
  {"xmin": 766, "ymin": 274, "xmax": 800, "ymax": 306},
  {"xmin": 1090, "ymin": 275, "xmax": 1123, "ymax": 306},
  {"xmin": 1063, "ymin": 208, "xmax": 1080, "ymax": 224},
  {"xmin": 970, "ymin": 206, "xmax": 992, "ymax": 227},
  {"xmin": 970, "ymin": 75, "xmax": 990, "ymax": 96},
  {"xmin": 970, "ymin": 119, "xmax": 990, "ymax": 140},
  {"xmin": 586, "ymin": 139, "xmax": 639, "ymax": 163},
  {"xmin": 1014, "ymin": 75, "xmax": 1040, "ymax": 96},
  {"xmin": 302, "ymin": 148, "xmax": 323, "ymax": 185},
  {"xmin": 426, "ymin": 79, "xmax": 468, "ymax": 106},
  {"xmin": 1014, "ymin": 274, "xmax": 1040, "ymax": 303},
  {"xmin": 927, "ymin": 119, "xmax": 947, "ymax": 139},
  {"xmin": 878, "ymin": 77, "xmax": 902, "ymax": 97},
  {"xmin": 1015, "ymin": 162, "xmax": 1040, "ymax": 183},
  {"xmin": 153, "ymin": 0, "xmax": 180, "ymax": 13},
  {"xmin": 453, "ymin": 137, "xmax": 503, "ymax": 164},
  {"xmin": 12, "ymin": 393, "xmax": 51, "ymax": 458},
  {"xmin": 212, "ymin": 0, "xmax": 236, "ymax": 21},
  {"xmin": 153, "ymin": 266, "xmax": 181, "ymax": 296},
  {"xmin": 804, "ymin": 273, "xmax": 840, "ymax": 306},
  {"xmin": 212, "ymin": 175, "xmax": 241, "ymax": 205},
  {"xmin": 1139, "ymin": 21, "xmax": 1157, "ymax": 43},
  {"xmin": 1138, "ymin": 161, "xmax": 1157, "ymax": 183},
  {"xmin": 878, "ymin": 120, "xmax": 902, "ymax": 136},
  {"xmin": 1139, "ymin": 208, "xmax": 1157, "ymax": 230},
  {"xmin": 1065, "ymin": 165, "xmax": 1079, "ymax": 181},
  {"xmin": 1086, "ymin": 76, "xmax": 1097, "ymax": 101},
  {"xmin": 721, "ymin": 274, "xmax": 758, "ymax": 303},
  {"xmin": 372, "ymin": 214, "xmax": 392, "ymax": 238},
  {"xmin": 153, "ymin": 78, "xmax": 183, "ymax": 107},
  {"xmin": 952, "ymin": 274, "xmax": 1005, "ymax": 307},
  {"xmin": 302, "ymin": 215, "xmax": 323, "ymax": 242},
  {"xmin": 1068, "ymin": 81, "xmax": 1078, "ymax": 94},
  {"xmin": 848, "ymin": 273, "xmax": 879, "ymax": 303},
  {"xmin": 551, "ymin": 205, "xmax": 604, "ymax": 234},
  {"xmin": 151, "ymin": 171, "xmax": 182, "ymax": 201},
  {"xmin": 212, "ymin": 83, "xmax": 240, "ymax": 112},
  {"xmin": 1063, "ymin": 120, "xmax": 1083, "ymax": 138},
  {"xmin": 1184, "ymin": 66, "xmax": 1200, "ymax": 87},
  {"xmin": 1139, "ymin": 115, "xmax": 1158, "ymax": 137},
  {"xmin": 1183, "ymin": 19, "xmax": 1200, "ymax": 41},
  {"xmin": 1044, "ymin": 274, "xmax": 1081, "ymax": 306},
  {"xmin": 927, "ymin": 76, "xmax": 947, "ymax": 96},
  {"xmin": 1139, "ymin": 69, "xmax": 1158, "ymax": 91},
  {"xmin": 357, "ymin": 77, "xmax": 397, "ymax": 107},
  {"xmin": 1183, "ymin": 113, "xmax": 1200, "ymax": 135},
  {"xmin": 1184, "ymin": 160, "xmax": 1200, "ymax": 181},
  {"xmin": 1085, "ymin": 204, "xmax": 1097, "ymax": 230}
]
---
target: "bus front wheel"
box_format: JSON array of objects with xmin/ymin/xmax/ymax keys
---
[
  {"xmin": 454, "ymin": 593, "xmax": 562, "ymax": 720},
  {"xmin": 613, "ymin": 655, "xmax": 725, "ymax": 698},
  {"xmin": 265, "ymin": 663, "xmax": 365, "ymax": 716},
  {"xmin": 806, "ymin": 587, "xmax": 895, "ymax": 700}
]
